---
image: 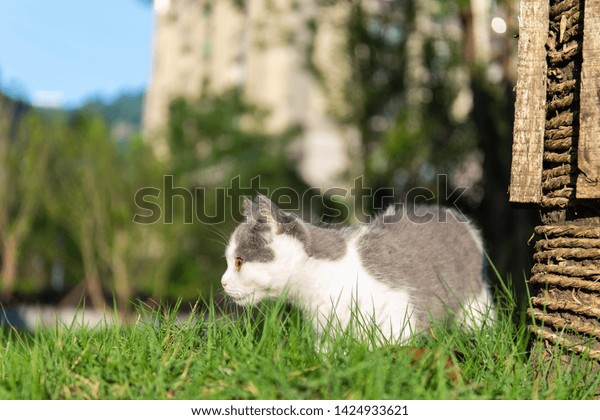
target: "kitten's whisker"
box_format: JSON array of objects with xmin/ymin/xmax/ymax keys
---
[
  {"xmin": 207, "ymin": 226, "xmax": 232, "ymax": 247},
  {"xmin": 207, "ymin": 237, "xmax": 228, "ymax": 248}
]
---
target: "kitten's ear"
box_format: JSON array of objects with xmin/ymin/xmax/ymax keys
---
[
  {"xmin": 242, "ymin": 196, "xmax": 254, "ymax": 219},
  {"xmin": 255, "ymin": 194, "xmax": 284, "ymax": 234}
]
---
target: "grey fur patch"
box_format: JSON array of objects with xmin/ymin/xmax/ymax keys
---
[
  {"xmin": 304, "ymin": 226, "xmax": 347, "ymax": 260},
  {"xmin": 233, "ymin": 221, "xmax": 275, "ymax": 263},
  {"xmin": 233, "ymin": 195, "xmax": 304, "ymax": 263},
  {"xmin": 358, "ymin": 206, "xmax": 485, "ymax": 324}
]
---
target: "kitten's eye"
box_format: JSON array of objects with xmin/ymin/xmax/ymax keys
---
[{"xmin": 234, "ymin": 257, "xmax": 244, "ymax": 271}]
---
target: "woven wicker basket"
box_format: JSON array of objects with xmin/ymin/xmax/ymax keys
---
[{"xmin": 512, "ymin": 0, "xmax": 600, "ymax": 360}]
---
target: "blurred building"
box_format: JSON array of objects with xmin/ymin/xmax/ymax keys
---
[{"xmin": 143, "ymin": 0, "xmax": 361, "ymax": 190}]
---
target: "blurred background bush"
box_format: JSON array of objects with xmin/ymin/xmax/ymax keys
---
[{"xmin": 0, "ymin": 0, "xmax": 534, "ymax": 314}]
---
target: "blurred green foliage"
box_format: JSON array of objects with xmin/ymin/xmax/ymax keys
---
[
  {"xmin": 341, "ymin": 0, "xmax": 477, "ymax": 198},
  {"xmin": 0, "ymin": 93, "xmax": 169, "ymax": 308},
  {"xmin": 80, "ymin": 91, "xmax": 144, "ymax": 128}
]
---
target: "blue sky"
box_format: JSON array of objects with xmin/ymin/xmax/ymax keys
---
[{"xmin": 0, "ymin": 0, "xmax": 153, "ymax": 108}]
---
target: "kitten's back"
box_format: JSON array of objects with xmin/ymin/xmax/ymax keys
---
[{"xmin": 357, "ymin": 206, "xmax": 487, "ymax": 324}]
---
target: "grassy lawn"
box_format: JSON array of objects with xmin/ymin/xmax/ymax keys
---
[{"xmin": 1, "ymin": 286, "xmax": 599, "ymax": 400}]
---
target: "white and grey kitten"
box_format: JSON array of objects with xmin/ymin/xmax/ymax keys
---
[{"xmin": 221, "ymin": 194, "xmax": 493, "ymax": 343}]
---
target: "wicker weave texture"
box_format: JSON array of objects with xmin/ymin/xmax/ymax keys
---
[{"xmin": 530, "ymin": 0, "xmax": 600, "ymax": 359}]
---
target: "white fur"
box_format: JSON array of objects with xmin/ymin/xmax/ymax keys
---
[
  {"xmin": 456, "ymin": 287, "xmax": 495, "ymax": 330},
  {"xmin": 222, "ymin": 225, "xmax": 418, "ymax": 344},
  {"xmin": 466, "ymin": 222, "xmax": 485, "ymax": 254}
]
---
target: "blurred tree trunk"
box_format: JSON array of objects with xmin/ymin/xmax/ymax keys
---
[
  {"xmin": 80, "ymin": 228, "xmax": 106, "ymax": 310},
  {"xmin": 0, "ymin": 106, "xmax": 49, "ymax": 300},
  {"xmin": 0, "ymin": 203, "xmax": 40, "ymax": 299},
  {"xmin": 111, "ymin": 230, "xmax": 132, "ymax": 319},
  {"xmin": 0, "ymin": 236, "xmax": 18, "ymax": 298},
  {"xmin": 404, "ymin": 0, "xmax": 427, "ymax": 121}
]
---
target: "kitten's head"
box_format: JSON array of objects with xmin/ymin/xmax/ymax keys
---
[{"xmin": 221, "ymin": 194, "xmax": 309, "ymax": 306}]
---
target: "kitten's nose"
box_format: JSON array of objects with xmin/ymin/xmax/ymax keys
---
[{"xmin": 221, "ymin": 274, "xmax": 228, "ymax": 288}]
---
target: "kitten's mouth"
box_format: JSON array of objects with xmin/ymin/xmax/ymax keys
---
[
  {"xmin": 226, "ymin": 291, "xmax": 258, "ymax": 306},
  {"xmin": 231, "ymin": 295, "xmax": 250, "ymax": 305}
]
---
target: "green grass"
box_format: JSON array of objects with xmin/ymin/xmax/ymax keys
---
[{"xmin": 0, "ymin": 290, "xmax": 599, "ymax": 399}]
